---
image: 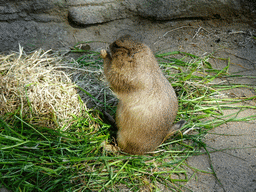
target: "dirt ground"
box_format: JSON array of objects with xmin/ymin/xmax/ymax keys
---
[{"xmin": 1, "ymin": 18, "xmax": 255, "ymax": 191}]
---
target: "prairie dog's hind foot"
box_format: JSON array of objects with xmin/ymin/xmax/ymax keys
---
[{"xmin": 100, "ymin": 49, "xmax": 108, "ymax": 59}]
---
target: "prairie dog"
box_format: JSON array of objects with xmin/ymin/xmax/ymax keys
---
[{"xmin": 101, "ymin": 35, "xmax": 183, "ymax": 155}]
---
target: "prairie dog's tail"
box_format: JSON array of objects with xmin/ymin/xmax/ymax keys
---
[
  {"xmin": 171, "ymin": 120, "xmax": 186, "ymax": 133},
  {"xmin": 162, "ymin": 120, "xmax": 186, "ymax": 143}
]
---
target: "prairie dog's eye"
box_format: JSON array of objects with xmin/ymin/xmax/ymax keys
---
[{"xmin": 112, "ymin": 42, "xmax": 120, "ymax": 49}]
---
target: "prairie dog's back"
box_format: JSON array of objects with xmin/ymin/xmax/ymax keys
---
[{"xmin": 101, "ymin": 35, "xmax": 179, "ymax": 155}]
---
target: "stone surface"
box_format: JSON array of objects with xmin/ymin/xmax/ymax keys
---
[
  {"xmin": 124, "ymin": 0, "xmax": 244, "ymax": 20},
  {"xmin": 67, "ymin": 0, "xmax": 115, "ymax": 5},
  {"xmin": 68, "ymin": 2, "xmax": 128, "ymax": 26},
  {"xmin": 0, "ymin": 0, "xmax": 65, "ymax": 23},
  {"xmin": 0, "ymin": 0, "xmax": 256, "ymax": 52},
  {"xmin": 0, "ymin": 20, "xmax": 70, "ymax": 52},
  {"xmin": 185, "ymin": 119, "xmax": 256, "ymax": 192},
  {"xmin": 0, "ymin": 188, "xmax": 10, "ymax": 192}
]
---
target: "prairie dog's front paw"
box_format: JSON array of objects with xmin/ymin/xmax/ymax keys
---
[
  {"xmin": 101, "ymin": 140, "xmax": 119, "ymax": 153},
  {"xmin": 100, "ymin": 49, "xmax": 107, "ymax": 59}
]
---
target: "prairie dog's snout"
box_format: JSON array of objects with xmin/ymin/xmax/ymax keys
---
[{"xmin": 101, "ymin": 35, "xmax": 183, "ymax": 155}]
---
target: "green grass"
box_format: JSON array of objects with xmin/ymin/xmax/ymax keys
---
[{"xmin": 0, "ymin": 50, "xmax": 256, "ymax": 191}]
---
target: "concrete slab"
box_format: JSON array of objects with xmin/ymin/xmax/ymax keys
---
[{"xmin": 186, "ymin": 119, "xmax": 256, "ymax": 192}]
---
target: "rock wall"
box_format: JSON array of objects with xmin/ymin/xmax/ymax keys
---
[
  {"xmin": 68, "ymin": 0, "xmax": 129, "ymax": 26},
  {"xmin": 0, "ymin": 0, "xmax": 255, "ymax": 52},
  {"xmin": 125, "ymin": 0, "xmax": 241, "ymax": 20}
]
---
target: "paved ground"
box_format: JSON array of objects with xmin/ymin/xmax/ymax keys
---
[
  {"xmin": 152, "ymin": 19, "xmax": 256, "ymax": 191},
  {"xmin": 185, "ymin": 113, "xmax": 256, "ymax": 192},
  {"xmin": 172, "ymin": 21, "xmax": 256, "ymax": 192}
]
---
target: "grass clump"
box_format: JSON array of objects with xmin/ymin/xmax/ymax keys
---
[
  {"xmin": 0, "ymin": 47, "xmax": 255, "ymax": 191},
  {"xmin": 0, "ymin": 46, "xmax": 86, "ymax": 130}
]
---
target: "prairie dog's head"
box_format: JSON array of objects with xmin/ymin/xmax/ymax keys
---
[
  {"xmin": 108, "ymin": 35, "xmax": 158, "ymax": 73},
  {"xmin": 109, "ymin": 35, "xmax": 148, "ymax": 58}
]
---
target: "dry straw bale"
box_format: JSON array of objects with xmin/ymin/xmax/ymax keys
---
[{"xmin": 0, "ymin": 46, "xmax": 87, "ymax": 130}]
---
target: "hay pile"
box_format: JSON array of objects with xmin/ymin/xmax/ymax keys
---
[{"xmin": 0, "ymin": 46, "xmax": 87, "ymax": 130}]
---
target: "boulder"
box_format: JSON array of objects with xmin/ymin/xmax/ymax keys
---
[
  {"xmin": 124, "ymin": 0, "xmax": 244, "ymax": 20},
  {"xmin": 68, "ymin": 2, "xmax": 128, "ymax": 26}
]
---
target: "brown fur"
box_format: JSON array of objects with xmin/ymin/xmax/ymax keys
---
[{"xmin": 101, "ymin": 35, "xmax": 182, "ymax": 155}]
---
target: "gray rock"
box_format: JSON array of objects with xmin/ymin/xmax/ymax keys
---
[
  {"xmin": 0, "ymin": 186, "xmax": 11, "ymax": 192},
  {"xmin": 124, "ymin": 0, "xmax": 243, "ymax": 20},
  {"xmin": 67, "ymin": 0, "xmax": 114, "ymax": 6},
  {"xmin": 0, "ymin": 0, "xmax": 56, "ymax": 21},
  {"xmin": 30, "ymin": 14, "xmax": 61, "ymax": 22},
  {"xmin": 68, "ymin": 2, "xmax": 128, "ymax": 26},
  {"xmin": 0, "ymin": 20, "xmax": 69, "ymax": 52},
  {"xmin": 0, "ymin": 0, "xmax": 255, "ymax": 52}
]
